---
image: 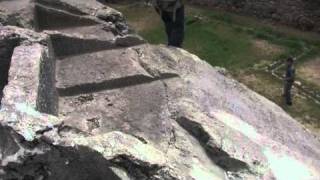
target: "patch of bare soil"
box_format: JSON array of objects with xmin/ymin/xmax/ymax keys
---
[
  {"xmin": 236, "ymin": 71, "xmax": 282, "ymax": 98},
  {"xmin": 298, "ymin": 57, "xmax": 320, "ymax": 86},
  {"xmin": 253, "ymin": 39, "xmax": 285, "ymax": 57}
]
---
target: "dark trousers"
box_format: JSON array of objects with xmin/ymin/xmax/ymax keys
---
[
  {"xmin": 161, "ymin": 6, "xmax": 185, "ymax": 47},
  {"xmin": 284, "ymin": 81, "xmax": 293, "ymax": 105}
]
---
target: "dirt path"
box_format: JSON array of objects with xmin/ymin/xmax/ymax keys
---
[{"xmin": 298, "ymin": 58, "xmax": 320, "ymax": 86}]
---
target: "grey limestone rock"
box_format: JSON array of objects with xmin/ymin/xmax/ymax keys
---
[{"xmin": 0, "ymin": 1, "xmax": 319, "ymax": 180}]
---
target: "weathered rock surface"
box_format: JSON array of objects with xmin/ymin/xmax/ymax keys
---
[
  {"xmin": 0, "ymin": 0, "xmax": 129, "ymax": 34},
  {"xmin": 188, "ymin": 0, "xmax": 320, "ymax": 32},
  {"xmin": 1, "ymin": 0, "xmax": 320, "ymax": 180}
]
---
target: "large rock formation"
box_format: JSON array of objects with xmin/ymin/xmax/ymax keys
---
[
  {"xmin": 188, "ymin": 0, "xmax": 320, "ymax": 32},
  {"xmin": 0, "ymin": 0, "xmax": 320, "ymax": 180}
]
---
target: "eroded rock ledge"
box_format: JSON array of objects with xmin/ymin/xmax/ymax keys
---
[{"xmin": 1, "ymin": 0, "xmax": 320, "ymax": 180}]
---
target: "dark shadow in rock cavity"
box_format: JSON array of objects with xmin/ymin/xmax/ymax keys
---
[
  {"xmin": 96, "ymin": 0, "xmax": 107, "ymax": 5},
  {"xmin": 35, "ymin": 0, "xmax": 88, "ymax": 16},
  {"xmin": 36, "ymin": 39, "xmax": 59, "ymax": 115},
  {"xmin": 110, "ymin": 154, "xmax": 162, "ymax": 180},
  {"xmin": 57, "ymin": 73, "xmax": 178, "ymax": 97},
  {"xmin": 0, "ymin": 143, "xmax": 122, "ymax": 180},
  {"xmin": 50, "ymin": 34, "xmax": 117, "ymax": 58},
  {"xmin": 0, "ymin": 34, "xmax": 20, "ymax": 107},
  {"xmin": 176, "ymin": 116, "xmax": 251, "ymax": 173},
  {"xmin": 34, "ymin": 3, "xmax": 98, "ymax": 31},
  {"xmin": 0, "ymin": 124, "xmax": 121, "ymax": 180},
  {"xmin": 0, "ymin": 125, "xmax": 22, "ymax": 162}
]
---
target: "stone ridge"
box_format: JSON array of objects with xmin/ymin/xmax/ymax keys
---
[{"xmin": 0, "ymin": 0, "xmax": 320, "ymax": 180}]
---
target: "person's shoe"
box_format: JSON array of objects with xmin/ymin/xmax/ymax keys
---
[{"xmin": 286, "ymin": 102, "xmax": 293, "ymax": 106}]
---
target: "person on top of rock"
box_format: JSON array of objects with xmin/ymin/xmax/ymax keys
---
[
  {"xmin": 283, "ymin": 57, "xmax": 295, "ymax": 106},
  {"xmin": 152, "ymin": 0, "xmax": 185, "ymax": 47}
]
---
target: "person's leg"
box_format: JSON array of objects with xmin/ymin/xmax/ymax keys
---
[
  {"xmin": 170, "ymin": 5, "xmax": 185, "ymax": 47},
  {"xmin": 284, "ymin": 82, "xmax": 289, "ymax": 103},
  {"xmin": 285, "ymin": 82, "xmax": 293, "ymax": 105},
  {"xmin": 161, "ymin": 11, "xmax": 174, "ymax": 45}
]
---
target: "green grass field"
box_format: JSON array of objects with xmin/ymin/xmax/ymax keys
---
[{"xmin": 110, "ymin": 2, "xmax": 320, "ymax": 133}]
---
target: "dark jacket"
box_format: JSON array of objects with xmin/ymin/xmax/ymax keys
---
[
  {"xmin": 152, "ymin": 0, "xmax": 184, "ymax": 21},
  {"xmin": 285, "ymin": 65, "xmax": 295, "ymax": 83}
]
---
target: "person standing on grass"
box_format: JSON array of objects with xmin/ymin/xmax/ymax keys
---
[
  {"xmin": 284, "ymin": 57, "xmax": 295, "ymax": 106},
  {"xmin": 152, "ymin": 0, "xmax": 185, "ymax": 47}
]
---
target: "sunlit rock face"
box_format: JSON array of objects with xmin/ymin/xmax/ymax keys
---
[
  {"xmin": 188, "ymin": 0, "xmax": 320, "ymax": 32},
  {"xmin": 0, "ymin": 0, "xmax": 320, "ymax": 180}
]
